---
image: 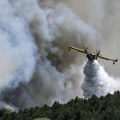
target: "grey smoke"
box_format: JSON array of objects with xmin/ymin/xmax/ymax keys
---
[{"xmin": 0, "ymin": 0, "xmax": 119, "ymax": 110}]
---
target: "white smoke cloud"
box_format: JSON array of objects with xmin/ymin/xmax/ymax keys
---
[
  {"xmin": 0, "ymin": 0, "xmax": 120, "ymax": 110},
  {"xmin": 0, "ymin": 100, "xmax": 18, "ymax": 111},
  {"xmin": 0, "ymin": 0, "xmax": 37, "ymax": 109},
  {"xmin": 24, "ymin": 1, "xmax": 98, "ymax": 107},
  {"xmin": 0, "ymin": 19, "xmax": 37, "ymax": 90}
]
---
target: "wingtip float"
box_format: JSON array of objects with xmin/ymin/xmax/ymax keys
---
[{"xmin": 69, "ymin": 46, "xmax": 118, "ymax": 65}]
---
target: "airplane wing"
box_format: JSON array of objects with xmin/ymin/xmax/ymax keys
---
[
  {"xmin": 97, "ymin": 55, "xmax": 118, "ymax": 64},
  {"xmin": 69, "ymin": 46, "xmax": 87, "ymax": 54},
  {"xmin": 97, "ymin": 55, "xmax": 114, "ymax": 61}
]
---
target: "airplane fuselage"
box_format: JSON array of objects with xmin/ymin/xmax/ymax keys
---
[{"xmin": 86, "ymin": 53, "xmax": 97, "ymax": 61}]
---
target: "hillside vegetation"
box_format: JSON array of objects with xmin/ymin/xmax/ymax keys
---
[{"xmin": 0, "ymin": 91, "xmax": 120, "ymax": 120}]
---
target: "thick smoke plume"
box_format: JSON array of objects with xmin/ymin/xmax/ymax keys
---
[{"xmin": 0, "ymin": 0, "xmax": 120, "ymax": 110}]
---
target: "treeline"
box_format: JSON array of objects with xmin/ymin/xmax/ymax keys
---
[{"xmin": 1, "ymin": 91, "xmax": 120, "ymax": 120}]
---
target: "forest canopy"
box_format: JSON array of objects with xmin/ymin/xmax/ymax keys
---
[{"xmin": 0, "ymin": 91, "xmax": 120, "ymax": 120}]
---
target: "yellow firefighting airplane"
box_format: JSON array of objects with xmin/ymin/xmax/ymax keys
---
[{"xmin": 69, "ymin": 46, "xmax": 118, "ymax": 64}]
